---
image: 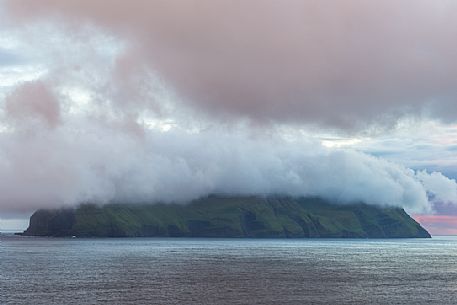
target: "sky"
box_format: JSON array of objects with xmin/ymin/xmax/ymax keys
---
[{"xmin": 1, "ymin": 0, "xmax": 457, "ymax": 234}]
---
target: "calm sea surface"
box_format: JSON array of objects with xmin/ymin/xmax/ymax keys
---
[{"xmin": 2, "ymin": 235, "xmax": 457, "ymax": 305}]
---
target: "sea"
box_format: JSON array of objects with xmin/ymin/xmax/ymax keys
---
[{"xmin": 1, "ymin": 235, "xmax": 457, "ymax": 305}]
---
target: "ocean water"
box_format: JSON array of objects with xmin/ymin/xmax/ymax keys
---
[{"xmin": 2, "ymin": 236, "xmax": 457, "ymax": 305}]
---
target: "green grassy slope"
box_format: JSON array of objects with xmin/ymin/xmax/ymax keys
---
[{"xmin": 22, "ymin": 195, "xmax": 431, "ymax": 238}]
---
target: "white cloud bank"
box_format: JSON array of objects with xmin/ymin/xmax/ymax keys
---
[
  {"xmin": 0, "ymin": 83, "xmax": 456, "ymax": 214},
  {"xmin": 0, "ymin": 1, "xmax": 457, "ymax": 216}
]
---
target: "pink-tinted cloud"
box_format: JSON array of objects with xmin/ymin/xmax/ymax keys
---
[
  {"xmin": 5, "ymin": 0, "xmax": 457, "ymax": 128},
  {"xmin": 2, "ymin": 0, "xmax": 457, "ymax": 222},
  {"xmin": 5, "ymin": 80, "xmax": 60, "ymax": 128},
  {"xmin": 414, "ymin": 215, "xmax": 457, "ymax": 235}
]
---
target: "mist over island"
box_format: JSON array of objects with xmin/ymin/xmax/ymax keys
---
[
  {"xmin": 2, "ymin": 1, "xmax": 457, "ymax": 236},
  {"xmin": 5, "ymin": 1, "xmax": 457, "ymax": 305}
]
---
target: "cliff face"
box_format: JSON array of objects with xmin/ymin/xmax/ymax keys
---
[{"xmin": 22, "ymin": 196, "xmax": 431, "ymax": 238}]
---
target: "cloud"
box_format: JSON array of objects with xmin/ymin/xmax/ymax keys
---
[
  {"xmin": 349, "ymin": 119, "xmax": 457, "ymax": 172},
  {"xmin": 5, "ymin": 0, "xmax": 457, "ymax": 128},
  {"xmin": 416, "ymin": 171, "xmax": 457, "ymax": 204},
  {"xmin": 0, "ymin": 1, "xmax": 457, "ymax": 217},
  {"xmin": 0, "ymin": 80, "xmax": 454, "ymax": 214},
  {"xmin": 413, "ymin": 215, "xmax": 457, "ymax": 235},
  {"xmin": 5, "ymin": 80, "xmax": 60, "ymax": 128},
  {"xmin": 0, "ymin": 48, "xmax": 23, "ymax": 66}
]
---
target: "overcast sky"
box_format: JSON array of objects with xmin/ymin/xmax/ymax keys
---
[{"xmin": 2, "ymin": 0, "xmax": 457, "ymax": 234}]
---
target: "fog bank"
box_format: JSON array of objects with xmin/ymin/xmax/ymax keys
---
[
  {"xmin": 1, "ymin": 1, "xmax": 457, "ymax": 215},
  {"xmin": 0, "ymin": 85, "xmax": 455, "ymax": 214}
]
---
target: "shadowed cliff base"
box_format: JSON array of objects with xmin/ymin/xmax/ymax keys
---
[{"xmin": 22, "ymin": 196, "xmax": 431, "ymax": 238}]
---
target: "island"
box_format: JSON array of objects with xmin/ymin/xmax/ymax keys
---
[{"xmin": 21, "ymin": 195, "xmax": 431, "ymax": 238}]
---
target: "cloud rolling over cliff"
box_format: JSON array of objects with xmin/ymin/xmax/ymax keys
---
[
  {"xmin": 1, "ymin": 1, "xmax": 457, "ymax": 216},
  {"xmin": 1, "ymin": 79, "xmax": 456, "ymax": 214}
]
